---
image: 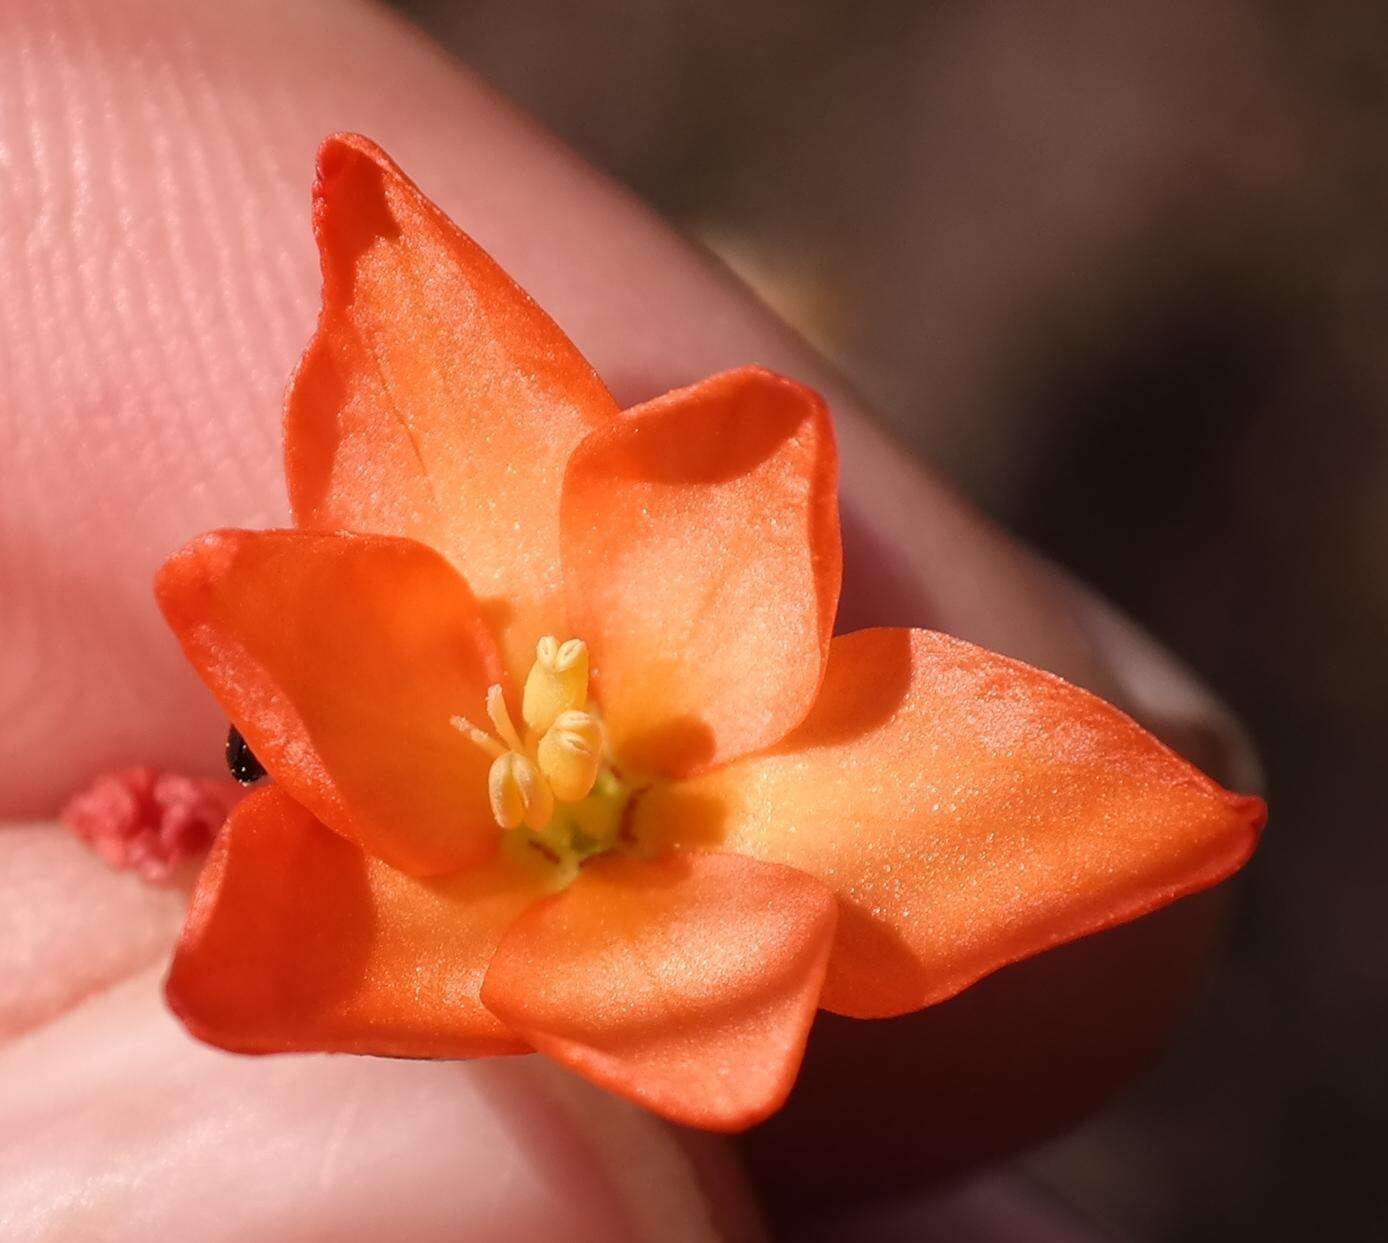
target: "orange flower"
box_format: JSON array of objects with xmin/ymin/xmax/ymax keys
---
[{"xmin": 155, "ymin": 134, "xmax": 1265, "ymax": 1132}]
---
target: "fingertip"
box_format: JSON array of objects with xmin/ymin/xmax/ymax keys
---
[
  {"xmin": 0, "ymin": 968, "xmax": 742, "ymax": 1243},
  {"xmin": 1058, "ymin": 570, "xmax": 1266, "ymax": 793}
]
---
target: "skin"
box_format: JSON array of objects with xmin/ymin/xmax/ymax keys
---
[{"xmin": 0, "ymin": 0, "xmax": 1260, "ymax": 1237}]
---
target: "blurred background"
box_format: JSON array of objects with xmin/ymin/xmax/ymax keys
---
[{"xmin": 387, "ymin": 1, "xmax": 1385, "ymax": 1239}]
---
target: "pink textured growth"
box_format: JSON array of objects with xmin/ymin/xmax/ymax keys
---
[{"xmin": 61, "ymin": 767, "xmax": 245, "ymax": 883}]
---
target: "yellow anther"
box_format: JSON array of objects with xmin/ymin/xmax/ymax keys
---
[
  {"xmin": 454, "ymin": 643, "xmax": 612, "ymax": 849},
  {"xmin": 523, "ymin": 637, "xmax": 590, "ymax": 735},
  {"xmin": 486, "ymin": 685, "xmax": 525, "ymax": 754},
  {"xmin": 537, "ymin": 709, "xmax": 605, "ymax": 802},
  {"xmin": 487, "ymin": 752, "xmax": 554, "ymax": 832}
]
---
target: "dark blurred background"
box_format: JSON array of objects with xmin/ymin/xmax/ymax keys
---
[{"xmin": 390, "ymin": 2, "xmax": 1384, "ymax": 1238}]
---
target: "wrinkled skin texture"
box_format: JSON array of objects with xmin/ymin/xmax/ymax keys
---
[{"xmin": 0, "ymin": 0, "xmax": 1262, "ymax": 1237}]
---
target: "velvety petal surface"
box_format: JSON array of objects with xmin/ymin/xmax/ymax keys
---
[
  {"xmin": 480, "ymin": 851, "xmax": 837, "ymax": 1131},
  {"xmin": 167, "ymin": 786, "xmax": 555, "ymax": 1058},
  {"xmin": 561, "ymin": 367, "xmax": 840, "ymax": 779},
  {"xmin": 636, "ymin": 628, "xmax": 1266, "ymax": 1019},
  {"xmin": 155, "ymin": 528, "xmax": 504, "ymax": 875},
  {"xmin": 284, "ymin": 133, "xmax": 618, "ymax": 682}
]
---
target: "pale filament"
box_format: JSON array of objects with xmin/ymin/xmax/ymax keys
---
[
  {"xmin": 449, "ymin": 715, "xmax": 503, "ymax": 759},
  {"xmin": 485, "ymin": 685, "xmax": 526, "ymax": 754}
]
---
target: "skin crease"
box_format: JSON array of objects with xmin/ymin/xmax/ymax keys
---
[{"xmin": 0, "ymin": 0, "xmax": 1260, "ymax": 1238}]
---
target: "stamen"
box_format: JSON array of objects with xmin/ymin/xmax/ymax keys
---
[
  {"xmin": 537, "ymin": 709, "xmax": 605, "ymax": 802},
  {"xmin": 450, "ymin": 714, "xmax": 505, "ymax": 759},
  {"xmin": 453, "ymin": 636, "xmax": 622, "ymax": 854},
  {"xmin": 523, "ymin": 636, "xmax": 590, "ymax": 735},
  {"xmin": 488, "ymin": 752, "xmax": 554, "ymax": 831},
  {"xmin": 486, "ymin": 685, "xmax": 525, "ymax": 754}
]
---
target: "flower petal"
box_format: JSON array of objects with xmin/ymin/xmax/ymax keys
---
[
  {"xmin": 480, "ymin": 851, "xmax": 837, "ymax": 1131},
  {"xmin": 636, "ymin": 628, "xmax": 1266, "ymax": 1019},
  {"xmin": 155, "ymin": 528, "xmax": 504, "ymax": 876},
  {"xmin": 167, "ymin": 786, "xmax": 553, "ymax": 1058},
  {"xmin": 285, "ymin": 133, "xmax": 618, "ymax": 681},
  {"xmin": 561, "ymin": 367, "xmax": 840, "ymax": 779}
]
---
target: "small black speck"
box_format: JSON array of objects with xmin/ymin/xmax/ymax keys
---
[{"xmin": 226, "ymin": 725, "xmax": 266, "ymax": 785}]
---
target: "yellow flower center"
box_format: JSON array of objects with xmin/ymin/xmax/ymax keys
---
[{"xmin": 452, "ymin": 637, "xmax": 630, "ymax": 869}]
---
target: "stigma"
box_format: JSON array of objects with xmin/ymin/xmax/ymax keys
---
[{"xmin": 453, "ymin": 637, "xmax": 620, "ymax": 851}]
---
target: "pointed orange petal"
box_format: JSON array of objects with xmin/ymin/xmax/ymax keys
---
[
  {"xmin": 480, "ymin": 851, "xmax": 837, "ymax": 1131},
  {"xmin": 155, "ymin": 528, "xmax": 504, "ymax": 876},
  {"xmin": 167, "ymin": 786, "xmax": 553, "ymax": 1058},
  {"xmin": 636, "ymin": 628, "xmax": 1265, "ymax": 1019},
  {"xmin": 561, "ymin": 367, "xmax": 840, "ymax": 779},
  {"xmin": 285, "ymin": 133, "xmax": 618, "ymax": 681}
]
